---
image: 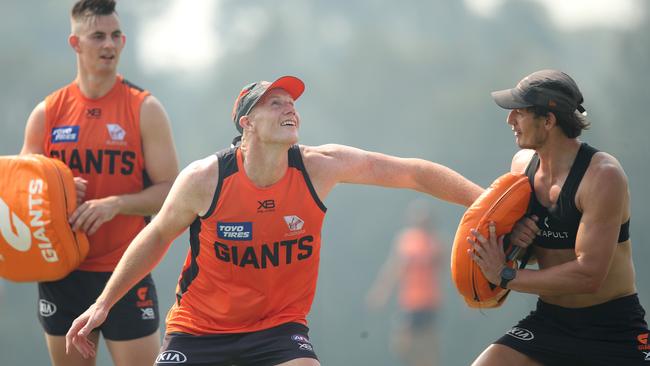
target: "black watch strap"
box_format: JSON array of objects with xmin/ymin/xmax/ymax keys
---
[{"xmin": 499, "ymin": 267, "xmax": 516, "ymax": 289}]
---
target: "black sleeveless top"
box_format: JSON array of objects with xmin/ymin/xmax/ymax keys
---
[{"xmin": 526, "ymin": 143, "xmax": 630, "ymax": 249}]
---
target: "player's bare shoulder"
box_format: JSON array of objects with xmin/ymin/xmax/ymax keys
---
[
  {"xmin": 300, "ymin": 143, "xmax": 361, "ymax": 178},
  {"xmin": 300, "ymin": 144, "xmax": 343, "ymax": 170},
  {"xmin": 139, "ymin": 95, "xmax": 171, "ymax": 130},
  {"xmin": 21, "ymin": 101, "xmax": 47, "ymax": 155},
  {"xmin": 299, "ymin": 144, "xmax": 336, "ymax": 180},
  {"xmin": 576, "ymin": 150, "xmax": 629, "ymax": 218},
  {"xmin": 584, "ymin": 150, "xmax": 628, "ymax": 193},
  {"xmin": 299, "ymin": 144, "xmax": 350, "ymax": 199},
  {"xmin": 174, "ymin": 155, "xmax": 220, "ymax": 216},
  {"xmin": 183, "ymin": 155, "xmax": 219, "ymax": 192},
  {"xmin": 510, "ymin": 149, "xmax": 535, "ymax": 174}
]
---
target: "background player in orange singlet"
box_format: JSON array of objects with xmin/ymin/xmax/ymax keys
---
[
  {"xmin": 367, "ymin": 200, "xmax": 444, "ymax": 366},
  {"xmin": 66, "ymin": 75, "xmax": 482, "ymax": 366},
  {"xmin": 20, "ymin": 0, "xmax": 179, "ymax": 365}
]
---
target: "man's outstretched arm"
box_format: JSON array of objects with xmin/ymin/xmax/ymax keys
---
[{"xmin": 304, "ymin": 144, "xmax": 483, "ymax": 207}]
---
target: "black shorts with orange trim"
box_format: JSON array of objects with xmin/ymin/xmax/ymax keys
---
[
  {"xmin": 495, "ymin": 294, "xmax": 650, "ymax": 366},
  {"xmin": 38, "ymin": 270, "xmax": 159, "ymax": 340},
  {"xmin": 156, "ymin": 322, "xmax": 318, "ymax": 366}
]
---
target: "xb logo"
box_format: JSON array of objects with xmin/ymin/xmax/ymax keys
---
[
  {"xmin": 258, "ymin": 200, "xmax": 275, "ymax": 210},
  {"xmin": 0, "ymin": 198, "xmax": 31, "ymax": 252},
  {"xmin": 86, "ymin": 108, "xmax": 101, "ymax": 118}
]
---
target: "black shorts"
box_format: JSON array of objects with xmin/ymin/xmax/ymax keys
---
[
  {"xmin": 156, "ymin": 322, "xmax": 318, "ymax": 366},
  {"xmin": 495, "ymin": 294, "xmax": 650, "ymax": 366},
  {"xmin": 38, "ymin": 270, "xmax": 160, "ymax": 341}
]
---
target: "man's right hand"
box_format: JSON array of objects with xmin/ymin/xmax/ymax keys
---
[
  {"xmin": 65, "ymin": 302, "xmax": 109, "ymax": 358},
  {"xmin": 508, "ymin": 215, "xmax": 540, "ymax": 249}
]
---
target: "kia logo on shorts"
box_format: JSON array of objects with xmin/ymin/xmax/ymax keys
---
[
  {"xmin": 156, "ymin": 350, "xmax": 187, "ymax": 363},
  {"xmin": 39, "ymin": 299, "xmax": 57, "ymax": 317},
  {"xmin": 506, "ymin": 327, "xmax": 534, "ymax": 341}
]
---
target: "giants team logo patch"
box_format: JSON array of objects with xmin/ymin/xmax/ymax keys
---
[
  {"xmin": 639, "ymin": 333, "xmax": 650, "ymax": 352},
  {"xmin": 284, "ymin": 215, "xmax": 304, "ymax": 231},
  {"xmin": 51, "ymin": 126, "xmax": 79, "ymax": 143},
  {"xmin": 217, "ymin": 222, "xmax": 252, "ymax": 241},
  {"xmin": 136, "ymin": 286, "xmax": 155, "ymax": 320},
  {"xmin": 639, "ymin": 333, "xmax": 649, "ymax": 345},
  {"xmin": 106, "ymin": 123, "xmax": 126, "ymax": 141}
]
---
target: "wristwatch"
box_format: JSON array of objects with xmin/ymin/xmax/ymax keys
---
[{"xmin": 499, "ymin": 267, "xmax": 517, "ymax": 289}]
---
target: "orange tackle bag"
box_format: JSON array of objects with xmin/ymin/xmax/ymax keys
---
[
  {"xmin": 0, "ymin": 154, "xmax": 89, "ymax": 282},
  {"xmin": 451, "ymin": 172, "xmax": 531, "ymax": 308}
]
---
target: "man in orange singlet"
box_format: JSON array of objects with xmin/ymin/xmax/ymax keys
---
[
  {"xmin": 20, "ymin": 1, "xmax": 179, "ymax": 365},
  {"xmin": 367, "ymin": 201, "xmax": 443, "ymax": 366},
  {"xmin": 66, "ymin": 75, "xmax": 482, "ymax": 366},
  {"xmin": 469, "ymin": 70, "xmax": 649, "ymax": 366}
]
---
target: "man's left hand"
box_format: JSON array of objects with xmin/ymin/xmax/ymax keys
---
[{"xmin": 69, "ymin": 196, "xmax": 121, "ymax": 235}]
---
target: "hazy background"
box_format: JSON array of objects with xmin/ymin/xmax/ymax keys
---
[{"xmin": 1, "ymin": 0, "xmax": 649, "ymax": 365}]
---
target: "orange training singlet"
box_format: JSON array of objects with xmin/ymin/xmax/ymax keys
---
[
  {"xmin": 166, "ymin": 145, "xmax": 327, "ymax": 334},
  {"xmin": 398, "ymin": 228, "xmax": 441, "ymax": 311},
  {"xmin": 43, "ymin": 75, "xmax": 148, "ymax": 271}
]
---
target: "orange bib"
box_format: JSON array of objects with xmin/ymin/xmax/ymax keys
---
[
  {"xmin": 0, "ymin": 154, "xmax": 89, "ymax": 282},
  {"xmin": 43, "ymin": 76, "xmax": 148, "ymax": 271},
  {"xmin": 451, "ymin": 172, "xmax": 531, "ymax": 308}
]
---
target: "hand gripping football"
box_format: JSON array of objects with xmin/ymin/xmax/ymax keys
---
[{"xmin": 451, "ymin": 172, "xmax": 531, "ymax": 308}]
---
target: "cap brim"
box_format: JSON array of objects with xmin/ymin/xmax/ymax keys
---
[
  {"xmin": 491, "ymin": 88, "xmax": 532, "ymax": 110},
  {"xmin": 265, "ymin": 76, "xmax": 305, "ymax": 101}
]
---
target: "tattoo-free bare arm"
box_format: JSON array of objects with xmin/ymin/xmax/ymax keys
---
[
  {"xmin": 112, "ymin": 95, "xmax": 180, "ymax": 215},
  {"xmin": 20, "ymin": 101, "xmax": 46, "ymax": 155},
  {"xmin": 305, "ymin": 144, "xmax": 483, "ymax": 207}
]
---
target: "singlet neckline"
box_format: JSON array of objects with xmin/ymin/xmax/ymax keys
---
[
  {"xmin": 528, "ymin": 142, "xmax": 590, "ymax": 212},
  {"xmin": 70, "ymin": 74, "xmax": 123, "ymax": 103},
  {"xmin": 235, "ymin": 147, "xmax": 293, "ymax": 191}
]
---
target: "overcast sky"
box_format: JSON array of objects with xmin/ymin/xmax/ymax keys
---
[
  {"xmin": 133, "ymin": 0, "xmax": 645, "ymax": 74},
  {"xmin": 464, "ymin": 0, "xmax": 645, "ymax": 30}
]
